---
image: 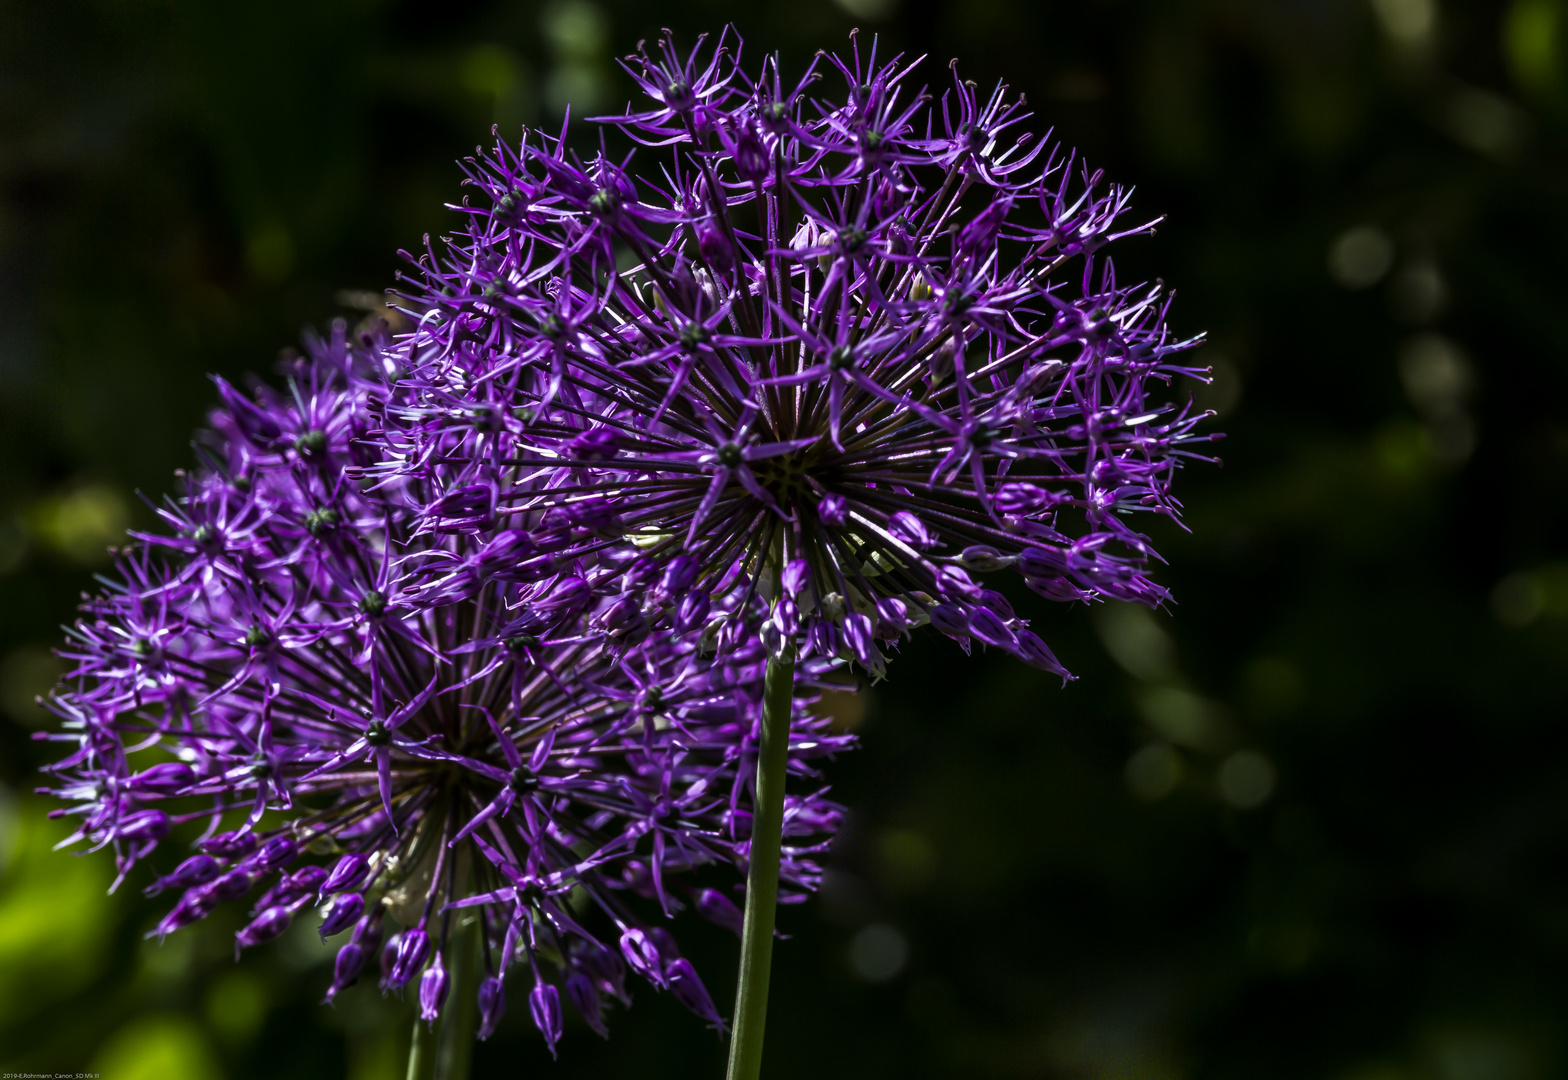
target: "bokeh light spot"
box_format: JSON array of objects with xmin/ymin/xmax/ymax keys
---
[
  {"xmin": 30, "ymin": 483, "xmax": 127, "ymax": 564},
  {"xmin": 832, "ymin": 0, "xmax": 902, "ymax": 20},
  {"xmin": 1245, "ymin": 657, "xmax": 1305, "ymax": 719},
  {"xmin": 206, "ymin": 970, "xmax": 268, "ymax": 1043},
  {"xmin": 849, "ymin": 923, "xmax": 909, "ymax": 983},
  {"xmin": 874, "ymin": 829, "xmax": 936, "ymax": 892},
  {"xmin": 1328, "ymin": 226, "xmax": 1395, "ymax": 288},
  {"xmin": 0, "ymin": 646, "xmax": 65, "ymax": 727},
  {"xmin": 1492, "ymin": 572, "xmax": 1545, "ymax": 627},
  {"xmin": 1126, "ymin": 743, "xmax": 1182, "ymax": 800},
  {"xmin": 1218, "ymin": 750, "xmax": 1276, "ymax": 809},
  {"xmin": 1372, "ymin": 0, "xmax": 1436, "ymax": 46},
  {"xmin": 1399, "ymin": 335, "xmax": 1471, "ymax": 415},
  {"xmin": 90, "ymin": 1015, "xmax": 221, "ymax": 1080},
  {"xmin": 1446, "ymin": 87, "xmax": 1529, "ymax": 158},
  {"xmin": 1137, "ymin": 687, "xmax": 1228, "ymax": 750},
  {"xmin": 245, "ymin": 224, "xmax": 295, "ymax": 284},
  {"xmin": 1094, "ymin": 604, "xmax": 1176, "ymax": 681},
  {"xmin": 1505, "ymin": 0, "xmax": 1562, "ymax": 93},
  {"xmin": 816, "ymin": 688, "xmax": 871, "ymax": 731}
]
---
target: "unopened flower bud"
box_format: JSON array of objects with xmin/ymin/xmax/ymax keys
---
[
  {"xmin": 126, "ymin": 762, "xmax": 195, "ymax": 794},
  {"xmin": 478, "ymin": 976, "xmax": 507, "ymax": 1039},
  {"xmin": 236, "ymin": 906, "xmax": 292, "ymax": 952},
  {"xmin": 389, "ymin": 927, "xmax": 430, "ymax": 988},
  {"xmin": 378, "ymin": 932, "xmax": 402, "ymax": 991},
  {"xmin": 565, "ymin": 497, "xmax": 622, "ymax": 534},
  {"xmin": 199, "ymin": 830, "xmax": 259, "ymax": 859},
  {"xmin": 718, "ymin": 618, "xmax": 748, "ymax": 653},
  {"xmin": 657, "ymin": 554, "xmax": 699, "ymax": 599},
  {"xmin": 320, "ymin": 852, "xmax": 369, "ymax": 895},
  {"xmin": 151, "ymin": 887, "xmax": 219, "ymax": 938},
  {"xmin": 960, "ymin": 545, "xmax": 1013, "ymax": 573},
  {"xmin": 818, "ymin": 493, "xmax": 848, "ymax": 526},
  {"xmin": 1018, "ymin": 545, "xmax": 1069, "ymax": 578},
  {"xmin": 996, "ymin": 481, "xmax": 1051, "ymax": 515},
  {"xmin": 601, "ymin": 595, "xmax": 643, "ymax": 633},
  {"xmin": 841, "ymin": 613, "xmax": 884, "ymax": 677},
  {"xmin": 699, "ymin": 227, "xmax": 735, "ymax": 274},
  {"xmin": 576, "ymin": 941, "xmax": 628, "ymax": 1003},
  {"xmin": 351, "ymin": 910, "xmax": 384, "ymax": 950},
  {"xmin": 209, "ymin": 869, "xmax": 254, "ymax": 901},
  {"xmin": 928, "ymin": 338, "xmax": 956, "ymax": 386},
  {"xmin": 929, "ymin": 604, "xmax": 970, "ymax": 639},
  {"xmin": 538, "ymin": 575, "xmax": 590, "ymax": 613},
  {"xmin": 646, "ymin": 926, "xmax": 680, "ymax": 961},
  {"xmin": 241, "ymin": 835, "xmax": 297, "ymax": 874},
  {"xmin": 419, "ymin": 951, "xmax": 450, "ymax": 1024},
  {"xmin": 1025, "ymin": 575, "xmax": 1082, "ymax": 602},
  {"xmin": 666, "ymin": 957, "xmax": 726, "ymax": 1030},
  {"xmin": 618, "ymin": 928, "xmax": 667, "ymax": 988},
  {"xmin": 730, "ymin": 126, "xmax": 769, "ymax": 182},
  {"xmin": 565, "ymin": 427, "xmax": 620, "ymax": 462},
  {"xmin": 807, "ymin": 621, "xmax": 840, "ymax": 658},
  {"xmin": 324, "ymin": 942, "xmax": 369, "ymax": 1003},
  {"xmin": 475, "ymin": 530, "xmax": 537, "ymax": 581},
  {"xmin": 284, "ymin": 865, "xmax": 329, "ymax": 897},
  {"xmin": 888, "ymin": 512, "xmax": 937, "ymax": 550},
  {"xmin": 144, "ymin": 854, "xmax": 221, "ymax": 897},
  {"xmin": 967, "ymin": 606, "xmax": 1017, "ymax": 649},
  {"xmin": 318, "ymin": 892, "xmax": 365, "ymax": 941},
  {"xmin": 530, "ymin": 981, "xmax": 563, "ymax": 1059},
  {"xmin": 1015, "ymin": 629, "xmax": 1072, "ymax": 679},
  {"xmin": 875, "ymin": 597, "xmax": 910, "ymax": 638},
  {"xmin": 427, "ymin": 484, "xmax": 493, "ymax": 533},
  {"xmin": 693, "ymin": 887, "xmax": 744, "ymax": 936},
  {"xmin": 936, "ymin": 563, "xmax": 980, "ymax": 599},
  {"xmin": 675, "ymin": 590, "xmax": 710, "ymax": 633},
  {"xmin": 781, "ymin": 559, "xmax": 811, "ymax": 597},
  {"xmin": 565, "ymin": 972, "xmax": 609, "ymax": 1037},
  {"xmin": 772, "ymin": 596, "xmax": 799, "ymax": 637}
]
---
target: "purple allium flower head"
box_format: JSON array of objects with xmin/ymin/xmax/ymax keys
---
[
  {"xmin": 37, "ymin": 324, "xmax": 854, "ymax": 1047},
  {"xmin": 380, "ymin": 28, "xmax": 1218, "ymax": 684}
]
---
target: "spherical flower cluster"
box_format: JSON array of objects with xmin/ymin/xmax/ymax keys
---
[
  {"xmin": 36, "ymin": 321, "xmax": 852, "ymax": 1052},
  {"xmin": 380, "ymin": 30, "xmax": 1216, "ymax": 681}
]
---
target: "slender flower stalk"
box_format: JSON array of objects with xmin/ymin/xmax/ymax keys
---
[
  {"xmin": 726, "ymin": 646, "xmax": 795, "ymax": 1080},
  {"xmin": 376, "ymin": 27, "xmax": 1215, "ymax": 1077}
]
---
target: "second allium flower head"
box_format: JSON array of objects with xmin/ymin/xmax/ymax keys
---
[
  {"xmin": 40, "ymin": 325, "xmax": 852, "ymax": 1053},
  {"xmin": 386, "ymin": 28, "xmax": 1215, "ymax": 681}
]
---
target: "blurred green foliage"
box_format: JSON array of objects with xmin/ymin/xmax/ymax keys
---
[{"xmin": 2, "ymin": 0, "xmax": 1566, "ymax": 1076}]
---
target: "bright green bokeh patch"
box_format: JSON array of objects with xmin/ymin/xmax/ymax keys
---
[{"xmin": 91, "ymin": 1014, "xmax": 222, "ymax": 1080}]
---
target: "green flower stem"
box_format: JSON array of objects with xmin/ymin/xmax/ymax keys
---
[
  {"xmin": 406, "ymin": 1012, "xmax": 434, "ymax": 1080},
  {"xmin": 434, "ymin": 906, "xmax": 480, "ymax": 1080},
  {"xmin": 725, "ymin": 645, "xmax": 797, "ymax": 1080},
  {"xmin": 407, "ymin": 854, "xmax": 479, "ymax": 1080}
]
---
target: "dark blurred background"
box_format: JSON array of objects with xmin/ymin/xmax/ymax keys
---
[{"xmin": 2, "ymin": 0, "xmax": 1566, "ymax": 1076}]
